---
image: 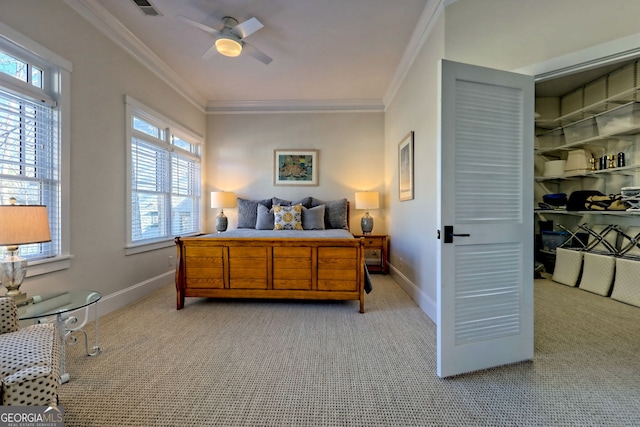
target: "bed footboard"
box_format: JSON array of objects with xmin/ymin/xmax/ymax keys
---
[{"xmin": 175, "ymin": 237, "xmax": 366, "ymax": 312}]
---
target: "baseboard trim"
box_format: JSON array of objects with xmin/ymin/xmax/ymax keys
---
[
  {"xmin": 98, "ymin": 271, "xmax": 173, "ymax": 317},
  {"xmin": 96, "ymin": 268, "xmax": 437, "ymax": 322},
  {"xmin": 389, "ymin": 264, "xmax": 437, "ymax": 323}
]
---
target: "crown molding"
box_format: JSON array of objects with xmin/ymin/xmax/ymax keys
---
[
  {"xmin": 64, "ymin": 0, "xmax": 207, "ymax": 112},
  {"xmin": 206, "ymin": 99, "xmax": 385, "ymax": 114},
  {"xmin": 382, "ymin": 0, "xmax": 445, "ymax": 109}
]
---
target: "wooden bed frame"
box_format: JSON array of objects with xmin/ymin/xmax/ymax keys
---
[{"xmin": 174, "ymin": 236, "xmax": 366, "ymax": 312}]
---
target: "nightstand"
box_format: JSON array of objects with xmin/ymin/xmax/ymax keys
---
[{"xmin": 353, "ymin": 234, "xmax": 389, "ymax": 274}]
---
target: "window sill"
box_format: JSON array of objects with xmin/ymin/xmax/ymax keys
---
[
  {"xmin": 125, "ymin": 239, "xmax": 175, "ymax": 255},
  {"xmin": 125, "ymin": 233, "xmax": 202, "ymax": 255},
  {"xmin": 26, "ymin": 254, "xmax": 73, "ymax": 277}
]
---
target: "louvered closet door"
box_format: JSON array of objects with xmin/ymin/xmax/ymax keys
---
[{"xmin": 437, "ymin": 60, "xmax": 534, "ymax": 378}]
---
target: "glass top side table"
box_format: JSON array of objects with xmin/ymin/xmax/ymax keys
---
[{"xmin": 18, "ymin": 290, "xmax": 102, "ymax": 383}]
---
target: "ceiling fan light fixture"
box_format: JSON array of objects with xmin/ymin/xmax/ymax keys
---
[{"xmin": 215, "ymin": 36, "xmax": 242, "ymax": 57}]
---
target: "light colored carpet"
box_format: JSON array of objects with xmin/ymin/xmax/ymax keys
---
[{"xmin": 59, "ymin": 276, "xmax": 640, "ymax": 426}]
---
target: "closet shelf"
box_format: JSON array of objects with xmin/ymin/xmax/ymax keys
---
[
  {"xmin": 534, "ymin": 209, "xmax": 640, "ymax": 217},
  {"xmin": 535, "ymin": 85, "xmax": 640, "ymax": 130},
  {"xmin": 535, "ymin": 164, "xmax": 640, "ymax": 182},
  {"xmin": 536, "ymin": 101, "xmax": 640, "ymax": 156}
]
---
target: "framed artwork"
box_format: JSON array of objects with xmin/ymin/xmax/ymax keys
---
[
  {"xmin": 398, "ymin": 131, "xmax": 414, "ymax": 201},
  {"xmin": 274, "ymin": 149, "xmax": 319, "ymax": 186}
]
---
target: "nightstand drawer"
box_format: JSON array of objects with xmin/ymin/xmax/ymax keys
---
[{"xmin": 362, "ymin": 237, "xmax": 384, "ymax": 247}]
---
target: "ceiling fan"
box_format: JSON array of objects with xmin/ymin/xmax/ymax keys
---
[{"xmin": 177, "ymin": 15, "xmax": 272, "ymax": 65}]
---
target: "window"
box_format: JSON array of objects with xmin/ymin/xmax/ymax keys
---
[
  {"xmin": 0, "ymin": 88, "xmax": 57, "ymax": 259},
  {"xmin": 0, "ymin": 51, "xmax": 43, "ymax": 89},
  {"xmin": 0, "ymin": 24, "xmax": 71, "ymax": 275},
  {"xmin": 126, "ymin": 97, "xmax": 202, "ymax": 252}
]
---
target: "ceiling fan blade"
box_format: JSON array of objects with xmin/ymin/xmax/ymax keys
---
[
  {"xmin": 231, "ymin": 17, "xmax": 264, "ymax": 39},
  {"xmin": 177, "ymin": 15, "xmax": 221, "ymax": 36},
  {"xmin": 201, "ymin": 43, "xmax": 220, "ymax": 60},
  {"xmin": 242, "ymin": 42, "xmax": 272, "ymax": 65}
]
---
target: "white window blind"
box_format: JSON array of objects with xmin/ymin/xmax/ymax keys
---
[
  {"xmin": 0, "ymin": 87, "xmax": 59, "ymax": 260},
  {"xmin": 131, "ymin": 136, "xmax": 169, "ymax": 241},
  {"xmin": 127, "ymin": 99, "xmax": 201, "ymax": 247},
  {"xmin": 171, "ymin": 151, "xmax": 201, "ymax": 235}
]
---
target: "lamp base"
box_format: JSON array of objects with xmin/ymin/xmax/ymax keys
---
[
  {"xmin": 6, "ymin": 291, "xmax": 32, "ymax": 306},
  {"xmin": 215, "ymin": 211, "xmax": 228, "ymax": 232},
  {"xmin": 1, "ymin": 249, "xmax": 30, "ymax": 305},
  {"xmin": 361, "ymin": 212, "xmax": 373, "ymax": 235}
]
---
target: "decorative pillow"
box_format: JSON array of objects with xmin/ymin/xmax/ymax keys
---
[
  {"xmin": 237, "ymin": 198, "xmax": 273, "ymax": 229},
  {"xmin": 273, "ymin": 204, "xmax": 303, "ymax": 230},
  {"xmin": 311, "ymin": 197, "xmax": 348, "ymax": 230},
  {"xmin": 272, "ymin": 197, "xmax": 312, "ymax": 209},
  {"xmin": 302, "ymin": 205, "xmax": 325, "ymax": 230},
  {"xmin": 256, "ymin": 204, "xmax": 274, "ymax": 230}
]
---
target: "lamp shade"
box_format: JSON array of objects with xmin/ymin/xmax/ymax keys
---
[
  {"xmin": 0, "ymin": 205, "xmax": 51, "ymax": 246},
  {"xmin": 354, "ymin": 192, "xmax": 380, "ymax": 210},
  {"xmin": 211, "ymin": 191, "xmax": 237, "ymax": 209},
  {"xmin": 216, "ymin": 36, "xmax": 242, "ymax": 57}
]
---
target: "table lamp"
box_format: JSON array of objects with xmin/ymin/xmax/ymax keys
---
[
  {"xmin": 355, "ymin": 191, "xmax": 379, "ymax": 235},
  {"xmin": 211, "ymin": 191, "xmax": 237, "ymax": 232},
  {"xmin": 0, "ymin": 202, "xmax": 51, "ymax": 305}
]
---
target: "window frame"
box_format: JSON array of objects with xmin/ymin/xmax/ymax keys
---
[
  {"xmin": 125, "ymin": 96, "xmax": 203, "ymax": 255},
  {"xmin": 0, "ymin": 22, "xmax": 72, "ymax": 277}
]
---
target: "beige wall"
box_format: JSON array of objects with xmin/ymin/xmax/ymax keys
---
[
  {"xmin": 0, "ymin": 0, "xmax": 205, "ymax": 310},
  {"xmin": 206, "ymin": 112, "xmax": 385, "ymax": 233},
  {"xmin": 383, "ymin": 10, "xmax": 445, "ymax": 320}
]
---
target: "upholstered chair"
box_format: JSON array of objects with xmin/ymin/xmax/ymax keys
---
[{"xmin": 0, "ymin": 297, "xmax": 62, "ymax": 406}]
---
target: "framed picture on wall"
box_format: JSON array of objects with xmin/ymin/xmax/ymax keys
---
[
  {"xmin": 398, "ymin": 131, "xmax": 414, "ymax": 201},
  {"xmin": 274, "ymin": 149, "xmax": 319, "ymax": 186}
]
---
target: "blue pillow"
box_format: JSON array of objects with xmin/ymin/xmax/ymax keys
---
[
  {"xmin": 237, "ymin": 198, "xmax": 273, "ymax": 228},
  {"xmin": 272, "ymin": 197, "xmax": 312, "ymax": 208},
  {"xmin": 302, "ymin": 205, "xmax": 325, "ymax": 230},
  {"xmin": 310, "ymin": 198, "xmax": 348, "ymax": 230},
  {"xmin": 256, "ymin": 204, "xmax": 274, "ymax": 230}
]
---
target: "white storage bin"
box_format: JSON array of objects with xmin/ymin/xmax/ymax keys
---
[
  {"xmin": 563, "ymin": 117, "xmax": 598, "ymax": 143},
  {"xmin": 595, "ymin": 102, "xmax": 640, "ymax": 135},
  {"xmin": 536, "ymin": 128, "xmax": 564, "ymax": 150}
]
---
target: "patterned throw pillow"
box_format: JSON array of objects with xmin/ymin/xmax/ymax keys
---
[{"xmin": 273, "ymin": 204, "xmax": 303, "ymax": 230}]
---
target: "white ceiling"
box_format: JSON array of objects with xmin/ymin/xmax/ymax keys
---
[{"xmin": 68, "ymin": 0, "xmax": 434, "ymax": 112}]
